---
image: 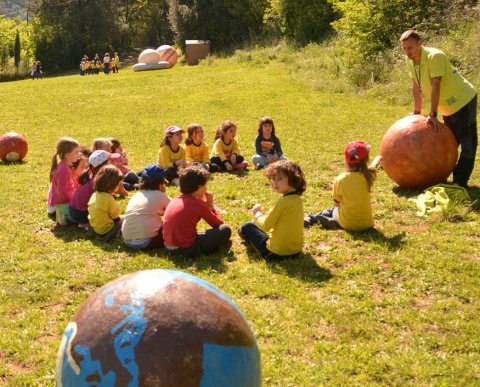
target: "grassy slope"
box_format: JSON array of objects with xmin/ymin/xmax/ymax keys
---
[{"xmin": 0, "ymin": 57, "xmax": 479, "ymax": 385}]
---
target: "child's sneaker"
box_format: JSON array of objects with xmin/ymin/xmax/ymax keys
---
[
  {"xmin": 303, "ymin": 213, "xmax": 318, "ymax": 227},
  {"xmin": 254, "ymin": 164, "xmax": 264, "ymax": 170},
  {"xmin": 78, "ymin": 222, "xmax": 90, "ymax": 230},
  {"xmin": 317, "ymin": 215, "xmax": 339, "ymax": 230},
  {"xmin": 172, "ymin": 178, "xmax": 180, "ymax": 187}
]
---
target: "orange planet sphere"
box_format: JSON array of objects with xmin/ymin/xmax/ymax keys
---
[
  {"xmin": 156, "ymin": 45, "xmax": 179, "ymax": 68},
  {"xmin": 380, "ymin": 115, "xmax": 458, "ymax": 190},
  {"xmin": 0, "ymin": 132, "xmax": 28, "ymax": 162}
]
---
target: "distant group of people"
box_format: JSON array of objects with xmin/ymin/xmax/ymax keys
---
[
  {"xmin": 31, "ymin": 60, "xmax": 42, "ymax": 80},
  {"xmin": 80, "ymin": 52, "xmax": 120, "ymax": 76}
]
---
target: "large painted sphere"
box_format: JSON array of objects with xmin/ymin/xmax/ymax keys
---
[
  {"xmin": 138, "ymin": 49, "xmax": 162, "ymax": 64},
  {"xmin": 156, "ymin": 45, "xmax": 179, "ymax": 68},
  {"xmin": 0, "ymin": 132, "xmax": 28, "ymax": 162},
  {"xmin": 380, "ymin": 115, "xmax": 458, "ymax": 190},
  {"xmin": 56, "ymin": 269, "xmax": 261, "ymax": 386}
]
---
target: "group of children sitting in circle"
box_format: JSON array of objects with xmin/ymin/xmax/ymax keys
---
[{"xmin": 47, "ymin": 116, "xmax": 382, "ymax": 259}]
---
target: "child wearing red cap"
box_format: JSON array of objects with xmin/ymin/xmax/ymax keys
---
[{"xmin": 304, "ymin": 141, "xmax": 382, "ymax": 231}]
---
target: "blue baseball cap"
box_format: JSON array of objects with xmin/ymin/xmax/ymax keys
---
[{"xmin": 140, "ymin": 163, "xmax": 165, "ymax": 183}]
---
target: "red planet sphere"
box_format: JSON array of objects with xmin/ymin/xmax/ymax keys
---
[
  {"xmin": 0, "ymin": 132, "xmax": 28, "ymax": 162},
  {"xmin": 380, "ymin": 115, "xmax": 458, "ymax": 190},
  {"xmin": 156, "ymin": 45, "xmax": 179, "ymax": 68}
]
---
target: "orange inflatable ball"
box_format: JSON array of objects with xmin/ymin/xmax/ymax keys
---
[
  {"xmin": 156, "ymin": 45, "xmax": 179, "ymax": 68},
  {"xmin": 380, "ymin": 115, "xmax": 458, "ymax": 190},
  {"xmin": 0, "ymin": 132, "xmax": 28, "ymax": 162}
]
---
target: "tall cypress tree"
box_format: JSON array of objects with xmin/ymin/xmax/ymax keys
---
[{"xmin": 13, "ymin": 29, "xmax": 21, "ymax": 76}]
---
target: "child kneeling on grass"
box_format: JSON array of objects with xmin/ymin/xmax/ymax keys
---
[
  {"xmin": 162, "ymin": 165, "xmax": 231, "ymax": 256},
  {"xmin": 122, "ymin": 164, "xmax": 170, "ymax": 250},
  {"xmin": 88, "ymin": 165, "xmax": 124, "ymax": 242},
  {"xmin": 239, "ymin": 160, "xmax": 306, "ymax": 260},
  {"xmin": 304, "ymin": 140, "xmax": 382, "ymax": 231}
]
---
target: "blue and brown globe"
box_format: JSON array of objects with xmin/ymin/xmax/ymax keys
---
[{"xmin": 56, "ymin": 269, "xmax": 261, "ymax": 386}]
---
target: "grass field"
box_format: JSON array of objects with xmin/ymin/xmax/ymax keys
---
[{"xmin": 1, "ymin": 54, "xmax": 479, "ymax": 386}]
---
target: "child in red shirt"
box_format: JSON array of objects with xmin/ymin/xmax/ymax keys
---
[{"xmin": 162, "ymin": 165, "xmax": 231, "ymax": 256}]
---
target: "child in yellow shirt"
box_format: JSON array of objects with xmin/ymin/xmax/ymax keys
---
[
  {"xmin": 157, "ymin": 125, "xmax": 187, "ymax": 185},
  {"xmin": 185, "ymin": 123, "xmax": 218, "ymax": 172}
]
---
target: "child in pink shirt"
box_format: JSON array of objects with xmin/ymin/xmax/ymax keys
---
[{"xmin": 47, "ymin": 137, "xmax": 80, "ymax": 224}]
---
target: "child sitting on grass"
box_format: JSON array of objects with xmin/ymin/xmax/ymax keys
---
[
  {"xmin": 239, "ymin": 160, "xmax": 306, "ymax": 260},
  {"xmin": 47, "ymin": 137, "xmax": 80, "ymax": 224},
  {"xmin": 251, "ymin": 115, "xmax": 286, "ymax": 170},
  {"xmin": 210, "ymin": 120, "xmax": 247, "ymax": 171},
  {"xmin": 88, "ymin": 165, "xmax": 124, "ymax": 242},
  {"xmin": 185, "ymin": 123, "xmax": 218, "ymax": 172},
  {"xmin": 109, "ymin": 137, "xmax": 140, "ymax": 191},
  {"xmin": 122, "ymin": 164, "xmax": 171, "ymax": 250},
  {"xmin": 162, "ymin": 165, "xmax": 231, "ymax": 256},
  {"xmin": 304, "ymin": 140, "xmax": 382, "ymax": 231},
  {"xmin": 157, "ymin": 125, "xmax": 187, "ymax": 185}
]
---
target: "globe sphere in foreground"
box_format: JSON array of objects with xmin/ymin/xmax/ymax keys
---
[
  {"xmin": 0, "ymin": 132, "xmax": 28, "ymax": 162},
  {"xmin": 380, "ymin": 115, "xmax": 458, "ymax": 190},
  {"xmin": 56, "ymin": 269, "xmax": 261, "ymax": 386},
  {"xmin": 138, "ymin": 48, "xmax": 162, "ymax": 64},
  {"xmin": 156, "ymin": 45, "xmax": 179, "ymax": 68}
]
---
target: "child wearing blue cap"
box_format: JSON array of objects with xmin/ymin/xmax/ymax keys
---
[{"xmin": 122, "ymin": 163, "xmax": 171, "ymax": 250}]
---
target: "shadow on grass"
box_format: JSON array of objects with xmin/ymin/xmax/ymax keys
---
[
  {"xmin": 392, "ymin": 186, "xmax": 421, "ymax": 199},
  {"xmin": 243, "ymin": 243, "xmax": 332, "ymax": 284},
  {"xmin": 347, "ymin": 228, "xmax": 407, "ymax": 251},
  {"xmin": 51, "ymin": 224, "xmax": 231, "ymax": 273},
  {"xmin": 467, "ymin": 186, "xmax": 480, "ymax": 212}
]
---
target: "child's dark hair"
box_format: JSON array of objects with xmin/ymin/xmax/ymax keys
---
[
  {"xmin": 348, "ymin": 159, "xmax": 377, "ymax": 192},
  {"xmin": 109, "ymin": 138, "xmax": 121, "ymax": 153},
  {"xmin": 214, "ymin": 120, "xmax": 236, "ymax": 141},
  {"xmin": 264, "ymin": 160, "xmax": 307, "ymax": 195},
  {"xmin": 93, "ymin": 165, "xmax": 123, "ymax": 193},
  {"xmin": 141, "ymin": 179, "xmax": 163, "ymax": 190},
  {"xmin": 185, "ymin": 123, "xmax": 203, "ymax": 146},
  {"xmin": 179, "ymin": 165, "xmax": 210, "ymax": 194},
  {"xmin": 257, "ymin": 116, "xmax": 276, "ymax": 136},
  {"xmin": 50, "ymin": 137, "xmax": 79, "ymax": 181}
]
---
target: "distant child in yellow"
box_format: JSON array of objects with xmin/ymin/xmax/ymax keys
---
[
  {"xmin": 185, "ymin": 123, "xmax": 218, "ymax": 172},
  {"xmin": 239, "ymin": 160, "xmax": 306, "ymax": 260},
  {"xmin": 157, "ymin": 125, "xmax": 187, "ymax": 184},
  {"xmin": 304, "ymin": 141, "xmax": 382, "ymax": 231},
  {"xmin": 210, "ymin": 120, "xmax": 247, "ymax": 171},
  {"xmin": 88, "ymin": 165, "xmax": 124, "ymax": 242}
]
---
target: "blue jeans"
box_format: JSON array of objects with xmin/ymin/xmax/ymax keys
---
[{"xmin": 239, "ymin": 221, "xmax": 300, "ymax": 260}]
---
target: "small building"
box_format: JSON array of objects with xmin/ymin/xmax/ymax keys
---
[{"xmin": 185, "ymin": 40, "xmax": 210, "ymax": 65}]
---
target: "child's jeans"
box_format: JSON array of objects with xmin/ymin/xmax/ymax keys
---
[
  {"xmin": 251, "ymin": 154, "xmax": 286, "ymax": 168},
  {"xmin": 239, "ymin": 221, "xmax": 300, "ymax": 260},
  {"xmin": 166, "ymin": 225, "xmax": 232, "ymax": 257}
]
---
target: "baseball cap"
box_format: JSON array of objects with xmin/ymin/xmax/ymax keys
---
[
  {"xmin": 344, "ymin": 141, "xmax": 370, "ymax": 165},
  {"xmin": 165, "ymin": 125, "xmax": 185, "ymax": 136},
  {"xmin": 140, "ymin": 163, "xmax": 166, "ymax": 183},
  {"xmin": 89, "ymin": 150, "xmax": 117, "ymax": 168}
]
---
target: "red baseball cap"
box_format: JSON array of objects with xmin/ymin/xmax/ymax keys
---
[{"xmin": 344, "ymin": 141, "xmax": 370, "ymax": 165}]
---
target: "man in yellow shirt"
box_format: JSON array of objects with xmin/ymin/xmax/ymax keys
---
[{"xmin": 400, "ymin": 29, "xmax": 477, "ymax": 187}]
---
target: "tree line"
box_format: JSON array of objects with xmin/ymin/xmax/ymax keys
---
[{"xmin": 0, "ymin": 0, "xmax": 477, "ymax": 77}]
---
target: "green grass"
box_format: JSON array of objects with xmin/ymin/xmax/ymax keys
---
[{"xmin": 1, "ymin": 53, "xmax": 479, "ymax": 386}]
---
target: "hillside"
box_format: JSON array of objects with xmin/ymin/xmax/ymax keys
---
[{"xmin": 0, "ymin": 0, "xmax": 26, "ymax": 19}]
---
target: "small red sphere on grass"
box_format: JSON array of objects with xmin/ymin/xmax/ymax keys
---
[
  {"xmin": 380, "ymin": 115, "xmax": 458, "ymax": 190},
  {"xmin": 0, "ymin": 132, "xmax": 28, "ymax": 162}
]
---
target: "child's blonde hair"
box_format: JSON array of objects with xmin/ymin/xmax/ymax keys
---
[
  {"xmin": 92, "ymin": 137, "xmax": 113, "ymax": 151},
  {"xmin": 344, "ymin": 140, "xmax": 376, "ymax": 191},
  {"xmin": 214, "ymin": 120, "xmax": 236, "ymax": 141},
  {"xmin": 50, "ymin": 137, "xmax": 79, "ymax": 181},
  {"xmin": 185, "ymin": 123, "xmax": 203, "ymax": 146},
  {"xmin": 93, "ymin": 165, "xmax": 123, "ymax": 193},
  {"xmin": 348, "ymin": 160, "xmax": 377, "ymax": 192}
]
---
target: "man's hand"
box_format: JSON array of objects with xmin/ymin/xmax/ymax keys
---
[{"xmin": 427, "ymin": 115, "xmax": 443, "ymax": 132}]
